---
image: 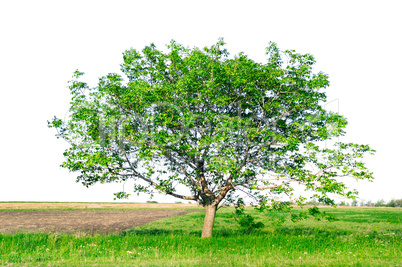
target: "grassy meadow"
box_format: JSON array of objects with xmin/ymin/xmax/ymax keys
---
[{"xmin": 0, "ymin": 205, "xmax": 401, "ymax": 266}]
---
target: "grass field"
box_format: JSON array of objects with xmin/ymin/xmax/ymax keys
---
[{"xmin": 0, "ymin": 204, "xmax": 401, "ymax": 266}]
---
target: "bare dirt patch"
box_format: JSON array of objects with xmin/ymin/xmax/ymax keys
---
[
  {"xmin": 0, "ymin": 202, "xmax": 199, "ymax": 210},
  {"xmin": 0, "ymin": 209, "xmax": 197, "ymax": 234}
]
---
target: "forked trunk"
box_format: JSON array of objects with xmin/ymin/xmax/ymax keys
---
[{"xmin": 201, "ymin": 204, "xmax": 217, "ymax": 238}]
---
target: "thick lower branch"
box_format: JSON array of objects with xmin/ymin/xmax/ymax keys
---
[
  {"xmin": 198, "ymin": 160, "xmax": 213, "ymax": 197},
  {"xmin": 213, "ymin": 175, "xmax": 234, "ymax": 205}
]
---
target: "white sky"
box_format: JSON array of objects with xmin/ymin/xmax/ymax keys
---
[{"xmin": 0, "ymin": 0, "xmax": 401, "ymax": 203}]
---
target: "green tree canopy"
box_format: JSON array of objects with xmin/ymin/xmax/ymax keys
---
[{"xmin": 49, "ymin": 39, "xmax": 374, "ymax": 237}]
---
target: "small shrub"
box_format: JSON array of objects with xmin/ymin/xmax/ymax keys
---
[{"xmin": 233, "ymin": 199, "xmax": 264, "ymax": 232}]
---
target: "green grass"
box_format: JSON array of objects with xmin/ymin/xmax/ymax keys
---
[{"xmin": 1, "ymin": 207, "xmax": 401, "ymax": 266}]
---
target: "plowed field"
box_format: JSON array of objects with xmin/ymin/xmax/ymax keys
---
[{"xmin": 0, "ymin": 203, "xmax": 200, "ymax": 234}]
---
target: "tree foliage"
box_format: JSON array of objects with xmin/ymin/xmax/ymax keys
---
[{"xmin": 49, "ymin": 39, "xmax": 374, "ymax": 237}]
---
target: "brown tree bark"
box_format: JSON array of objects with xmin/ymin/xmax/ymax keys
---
[{"xmin": 201, "ymin": 204, "xmax": 217, "ymax": 238}]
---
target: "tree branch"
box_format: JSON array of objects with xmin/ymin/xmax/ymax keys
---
[
  {"xmin": 122, "ymin": 150, "xmax": 197, "ymax": 201},
  {"xmin": 163, "ymin": 151, "xmax": 200, "ymax": 190},
  {"xmin": 213, "ymin": 175, "xmax": 234, "ymax": 205}
]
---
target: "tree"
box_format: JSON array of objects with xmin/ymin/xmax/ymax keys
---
[{"xmin": 48, "ymin": 39, "xmax": 374, "ymax": 237}]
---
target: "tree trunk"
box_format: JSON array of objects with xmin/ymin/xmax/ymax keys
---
[{"xmin": 201, "ymin": 204, "xmax": 217, "ymax": 238}]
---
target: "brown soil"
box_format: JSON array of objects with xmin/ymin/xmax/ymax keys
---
[
  {"xmin": 0, "ymin": 204, "xmax": 200, "ymax": 234},
  {"xmin": 0, "ymin": 202, "xmax": 199, "ymax": 210}
]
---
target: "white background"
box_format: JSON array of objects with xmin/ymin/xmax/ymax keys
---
[{"xmin": 1, "ymin": 0, "xmax": 401, "ymax": 203}]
